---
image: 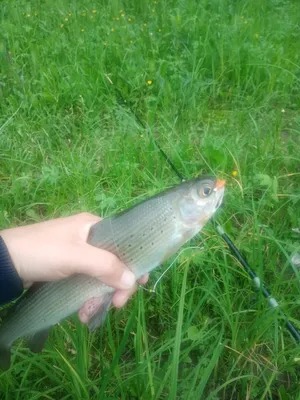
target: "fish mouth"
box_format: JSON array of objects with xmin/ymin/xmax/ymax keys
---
[
  {"xmin": 215, "ymin": 192, "xmax": 224, "ymax": 209},
  {"xmin": 215, "ymin": 180, "xmax": 225, "ymax": 209},
  {"xmin": 216, "ymin": 179, "xmax": 226, "ymax": 190}
]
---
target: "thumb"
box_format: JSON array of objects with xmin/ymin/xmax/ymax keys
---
[{"xmin": 68, "ymin": 243, "xmax": 136, "ymax": 290}]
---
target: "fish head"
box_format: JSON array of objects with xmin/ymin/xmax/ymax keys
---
[{"xmin": 177, "ymin": 176, "xmax": 225, "ymax": 227}]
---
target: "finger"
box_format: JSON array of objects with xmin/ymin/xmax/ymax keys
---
[
  {"xmin": 23, "ymin": 281, "xmax": 32, "ymax": 289},
  {"xmin": 67, "ymin": 244, "xmax": 136, "ymax": 290},
  {"xmin": 77, "ymin": 215, "xmax": 102, "ymax": 241},
  {"xmin": 78, "ymin": 308, "xmax": 89, "ymax": 324},
  {"xmin": 78, "ymin": 296, "xmax": 105, "ymax": 324},
  {"xmin": 112, "ymin": 274, "xmax": 149, "ymax": 308},
  {"xmin": 112, "ymin": 284, "xmax": 138, "ymax": 308},
  {"xmin": 78, "ymin": 287, "xmax": 138, "ymax": 324},
  {"xmin": 138, "ymin": 273, "xmax": 149, "ymax": 285}
]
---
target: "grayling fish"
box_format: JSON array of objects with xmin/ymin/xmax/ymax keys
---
[{"xmin": 0, "ymin": 176, "xmax": 225, "ymax": 370}]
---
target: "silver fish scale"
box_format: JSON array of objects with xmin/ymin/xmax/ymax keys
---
[
  {"xmin": 0, "ymin": 276, "xmax": 111, "ymax": 345},
  {"xmin": 89, "ymin": 194, "xmax": 182, "ymax": 277}
]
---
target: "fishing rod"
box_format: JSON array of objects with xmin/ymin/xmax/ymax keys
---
[
  {"xmin": 215, "ymin": 225, "xmax": 300, "ymax": 343},
  {"xmin": 111, "ymin": 81, "xmax": 300, "ymax": 344}
]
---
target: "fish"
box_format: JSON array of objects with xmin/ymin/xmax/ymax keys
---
[{"xmin": 0, "ymin": 176, "xmax": 225, "ymax": 370}]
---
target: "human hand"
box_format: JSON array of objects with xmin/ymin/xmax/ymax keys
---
[{"xmin": 0, "ymin": 212, "xmax": 148, "ymax": 322}]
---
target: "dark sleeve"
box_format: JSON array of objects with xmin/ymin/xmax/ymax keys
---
[{"xmin": 0, "ymin": 236, "xmax": 24, "ymax": 306}]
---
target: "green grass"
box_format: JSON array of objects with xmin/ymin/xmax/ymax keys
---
[{"xmin": 1, "ymin": 0, "xmax": 300, "ymax": 398}]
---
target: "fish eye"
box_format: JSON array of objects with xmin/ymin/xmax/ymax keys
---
[{"xmin": 199, "ymin": 184, "xmax": 213, "ymax": 198}]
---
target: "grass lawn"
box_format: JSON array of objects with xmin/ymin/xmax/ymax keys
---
[{"xmin": 1, "ymin": 0, "xmax": 300, "ymax": 398}]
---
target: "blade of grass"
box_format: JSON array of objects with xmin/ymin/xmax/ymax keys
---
[{"xmin": 169, "ymin": 259, "xmax": 189, "ymax": 400}]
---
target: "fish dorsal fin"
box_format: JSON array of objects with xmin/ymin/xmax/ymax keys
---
[{"xmin": 27, "ymin": 328, "xmax": 50, "ymax": 353}]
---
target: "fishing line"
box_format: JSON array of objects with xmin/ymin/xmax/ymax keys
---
[
  {"xmin": 151, "ymin": 246, "xmax": 204, "ymax": 293},
  {"xmin": 110, "ymin": 79, "xmax": 300, "ymax": 344},
  {"xmin": 105, "ymin": 76, "xmax": 185, "ymax": 182}
]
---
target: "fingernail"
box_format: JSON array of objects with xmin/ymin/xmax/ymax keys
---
[
  {"xmin": 78, "ymin": 310, "xmax": 89, "ymax": 324},
  {"xmin": 120, "ymin": 270, "xmax": 135, "ymax": 288}
]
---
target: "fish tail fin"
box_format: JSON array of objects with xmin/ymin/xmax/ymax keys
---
[
  {"xmin": 87, "ymin": 293, "xmax": 113, "ymax": 332},
  {"xmin": 0, "ymin": 341, "xmax": 11, "ymax": 371}
]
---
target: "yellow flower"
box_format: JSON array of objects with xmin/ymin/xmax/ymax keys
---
[
  {"xmin": 255, "ymin": 33, "xmax": 259, "ymax": 39},
  {"xmin": 232, "ymin": 170, "xmax": 238, "ymax": 177},
  {"xmin": 158, "ymin": 28, "xmax": 161, "ymax": 32},
  {"xmin": 26, "ymin": 13, "xmax": 31, "ymax": 17},
  {"xmin": 130, "ymin": 40, "xmax": 133, "ymax": 44},
  {"xmin": 147, "ymin": 80, "xmax": 152, "ymax": 85},
  {"xmin": 92, "ymin": 10, "xmax": 97, "ymax": 14},
  {"xmin": 111, "ymin": 28, "xmax": 115, "ymax": 32},
  {"xmin": 65, "ymin": 17, "xmax": 68, "ymax": 22},
  {"xmin": 244, "ymin": 20, "xmax": 248, "ymax": 24},
  {"xmin": 128, "ymin": 18, "xmax": 132, "ymax": 22},
  {"xmin": 281, "ymin": 109, "xmax": 285, "ymax": 113},
  {"xmin": 121, "ymin": 13, "xmax": 125, "ymax": 17},
  {"xmin": 144, "ymin": 23, "xmax": 147, "ymax": 26},
  {"xmin": 81, "ymin": 28, "xmax": 84, "ymax": 32},
  {"xmin": 152, "ymin": 9, "xmax": 155, "ymax": 12},
  {"xmin": 68, "ymin": 13, "xmax": 72, "ymax": 16},
  {"xmin": 104, "ymin": 42, "xmax": 108, "ymax": 46}
]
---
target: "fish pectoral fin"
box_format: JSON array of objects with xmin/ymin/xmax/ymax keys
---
[
  {"xmin": 84, "ymin": 293, "xmax": 113, "ymax": 332},
  {"xmin": 0, "ymin": 342, "xmax": 11, "ymax": 371},
  {"xmin": 27, "ymin": 328, "xmax": 50, "ymax": 353}
]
